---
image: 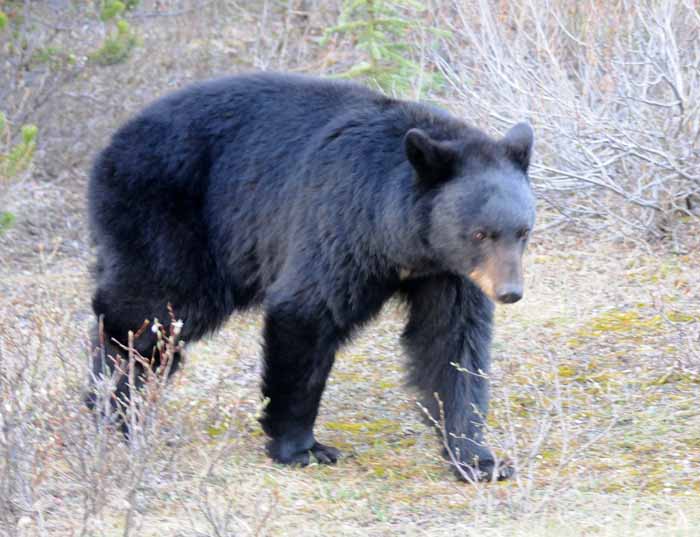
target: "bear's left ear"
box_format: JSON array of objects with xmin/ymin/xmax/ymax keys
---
[
  {"xmin": 502, "ymin": 122, "xmax": 534, "ymax": 172},
  {"xmin": 404, "ymin": 128, "xmax": 459, "ymax": 184}
]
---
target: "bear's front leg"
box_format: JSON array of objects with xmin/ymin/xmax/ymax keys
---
[
  {"xmin": 259, "ymin": 299, "xmax": 341, "ymax": 466},
  {"xmin": 401, "ymin": 274, "xmax": 513, "ymax": 482}
]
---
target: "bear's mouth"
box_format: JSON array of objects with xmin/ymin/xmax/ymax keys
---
[
  {"xmin": 468, "ymin": 268, "xmax": 497, "ymax": 301},
  {"xmin": 468, "ymin": 267, "xmax": 523, "ymax": 304}
]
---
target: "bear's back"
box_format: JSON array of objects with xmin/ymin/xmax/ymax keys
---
[{"xmin": 92, "ymin": 73, "xmax": 390, "ymax": 196}]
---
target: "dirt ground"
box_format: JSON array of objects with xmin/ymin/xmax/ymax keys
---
[{"xmin": 1, "ymin": 2, "xmax": 699, "ymax": 536}]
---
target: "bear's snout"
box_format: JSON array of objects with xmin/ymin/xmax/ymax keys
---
[{"xmin": 495, "ymin": 287, "xmax": 523, "ymax": 304}]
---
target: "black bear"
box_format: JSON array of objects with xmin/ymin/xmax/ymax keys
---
[{"xmin": 87, "ymin": 72, "xmax": 535, "ymax": 481}]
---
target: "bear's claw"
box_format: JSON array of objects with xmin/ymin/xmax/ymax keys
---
[
  {"xmin": 454, "ymin": 459, "xmax": 514, "ymax": 482},
  {"xmin": 268, "ymin": 439, "xmax": 341, "ymax": 466},
  {"xmin": 309, "ymin": 442, "xmax": 340, "ymax": 464}
]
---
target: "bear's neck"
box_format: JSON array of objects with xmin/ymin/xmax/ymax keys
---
[{"xmin": 373, "ymin": 181, "xmax": 442, "ymax": 278}]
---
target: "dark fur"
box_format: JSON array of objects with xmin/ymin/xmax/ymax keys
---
[{"xmin": 87, "ymin": 72, "xmax": 535, "ymax": 480}]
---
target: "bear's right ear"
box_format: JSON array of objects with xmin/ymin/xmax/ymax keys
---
[{"xmin": 404, "ymin": 128, "xmax": 459, "ymax": 184}]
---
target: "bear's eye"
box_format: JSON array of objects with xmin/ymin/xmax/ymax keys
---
[
  {"xmin": 472, "ymin": 231, "xmax": 487, "ymax": 242},
  {"xmin": 517, "ymin": 228, "xmax": 530, "ymax": 240}
]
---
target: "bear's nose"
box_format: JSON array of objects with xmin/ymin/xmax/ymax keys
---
[{"xmin": 496, "ymin": 290, "xmax": 522, "ymax": 304}]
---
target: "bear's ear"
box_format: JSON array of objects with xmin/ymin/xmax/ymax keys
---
[
  {"xmin": 502, "ymin": 122, "xmax": 534, "ymax": 172},
  {"xmin": 404, "ymin": 128, "xmax": 459, "ymax": 184}
]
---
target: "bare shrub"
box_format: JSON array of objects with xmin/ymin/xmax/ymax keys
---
[
  {"xmin": 0, "ymin": 317, "xmax": 54, "ymax": 533},
  {"xmin": 0, "ymin": 2, "xmax": 95, "ymax": 129},
  {"xmin": 433, "ymin": 0, "xmax": 700, "ymax": 245},
  {"xmin": 0, "ymin": 303, "xmax": 275, "ymax": 535}
]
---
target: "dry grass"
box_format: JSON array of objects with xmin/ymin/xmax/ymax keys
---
[
  {"xmin": 2, "ymin": 235, "xmax": 699, "ymax": 536},
  {"xmin": 1, "ymin": 1, "xmax": 699, "ymax": 535}
]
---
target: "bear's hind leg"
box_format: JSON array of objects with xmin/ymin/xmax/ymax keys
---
[
  {"xmin": 87, "ymin": 286, "xmax": 187, "ymax": 435},
  {"xmin": 259, "ymin": 300, "xmax": 341, "ymax": 466},
  {"xmin": 87, "ymin": 324, "xmax": 150, "ymax": 435}
]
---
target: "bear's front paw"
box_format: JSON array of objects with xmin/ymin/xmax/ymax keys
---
[
  {"xmin": 309, "ymin": 442, "xmax": 341, "ymax": 464},
  {"xmin": 453, "ymin": 458, "xmax": 514, "ymax": 483},
  {"xmin": 267, "ymin": 438, "xmax": 341, "ymax": 466}
]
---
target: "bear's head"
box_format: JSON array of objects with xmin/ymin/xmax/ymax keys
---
[{"xmin": 405, "ymin": 122, "xmax": 536, "ymax": 304}]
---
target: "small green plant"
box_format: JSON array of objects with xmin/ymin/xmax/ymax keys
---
[
  {"xmin": 90, "ymin": 18, "xmax": 138, "ymax": 66},
  {"xmin": 90, "ymin": 1, "xmax": 139, "ymax": 66},
  {"xmin": 0, "ymin": 113, "xmax": 38, "ymax": 235},
  {"xmin": 1, "ymin": 113, "xmax": 37, "ymax": 181},
  {"xmin": 323, "ymin": 0, "xmax": 444, "ymax": 95},
  {"xmin": 100, "ymin": 0, "xmax": 125, "ymax": 22},
  {"xmin": 0, "ymin": 10, "xmax": 8, "ymax": 31},
  {"xmin": 0, "ymin": 211, "xmax": 15, "ymax": 235},
  {"xmin": 30, "ymin": 46, "xmax": 77, "ymax": 70}
]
